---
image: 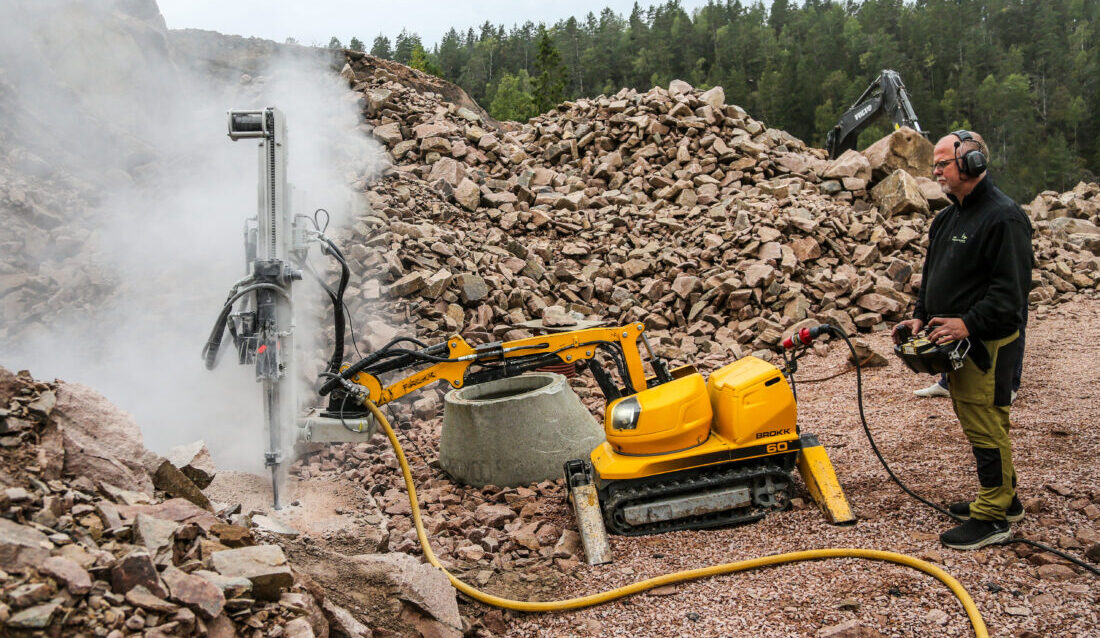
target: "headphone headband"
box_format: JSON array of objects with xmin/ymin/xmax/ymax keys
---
[
  {"xmin": 949, "ymin": 130, "xmax": 987, "ymax": 177},
  {"xmin": 952, "ymin": 129, "xmax": 974, "ymax": 143}
]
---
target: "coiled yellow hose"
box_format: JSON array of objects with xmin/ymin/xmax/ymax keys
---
[{"xmin": 364, "ymin": 400, "xmax": 988, "ymax": 637}]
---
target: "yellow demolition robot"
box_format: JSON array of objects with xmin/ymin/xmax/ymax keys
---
[{"xmin": 320, "ymin": 323, "xmax": 854, "ymax": 558}]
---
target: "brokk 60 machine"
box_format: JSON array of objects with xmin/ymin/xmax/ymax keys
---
[{"xmin": 319, "ymin": 321, "xmax": 855, "ymax": 560}]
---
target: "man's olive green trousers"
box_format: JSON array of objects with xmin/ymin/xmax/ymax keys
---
[{"xmin": 947, "ymin": 331, "xmax": 1020, "ymax": 521}]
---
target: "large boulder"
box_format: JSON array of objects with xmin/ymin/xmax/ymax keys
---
[
  {"xmin": 52, "ymin": 382, "xmax": 157, "ymax": 495},
  {"xmin": 862, "ymin": 127, "xmax": 934, "ymax": 182},
  {"xmin": 870, "ymin": 169, "xmax": 930, "ymax": 218},
  {"xmin": 211, "ymin": 545, "xmax": 294, "ymax": 600},
  {"xmin": 822, "ymin": 149, "xmax": 871, "ymax": 181},
  {"xmin": 0, "ymin": 518, "xmax": 53, "ymax": 570},
  {"xmin": 915, "ymin": 176, "xmax": 950, "ymax": 209},
  {"xmin": 348, "ymin": 553, "xmax": 461, "ymax": 632}
]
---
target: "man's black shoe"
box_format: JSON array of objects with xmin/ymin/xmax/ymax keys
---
[
  {"xmin": 948, "ymin": 496, "xmax": 1024, "ymax": 522},
  {"xmin": 940, "ymin": 518, "xmax": 1011, "ymax": 550}
]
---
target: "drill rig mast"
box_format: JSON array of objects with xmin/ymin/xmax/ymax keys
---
[
  {"xmin": 204, "ymin": 108, "xmax": 302, "ymax": 509},
  {"xmin": 203, "ymin": 107, "xmax": 381, "ymax": 509}
]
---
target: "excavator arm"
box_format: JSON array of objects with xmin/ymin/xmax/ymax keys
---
[
  {"xmin": 319, "ymin": 323, "xmax": 672, "ymax": 409},
  {"xmin": 825, "ymin": 69, "xmax": 925, "ymax": 158}
]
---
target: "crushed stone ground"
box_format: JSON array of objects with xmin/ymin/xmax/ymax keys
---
[{"xmin": 217, "ymin": 297, "xmax": 1099, "ymax": 637}]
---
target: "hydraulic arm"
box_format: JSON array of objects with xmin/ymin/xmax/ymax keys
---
[
  {"xmin": 826, "ymin": 69, "xmax": 925, "ymax": 158},
  {"xmin": 319, "ymin": 323, "xmax": 672, "ymax": 409}
]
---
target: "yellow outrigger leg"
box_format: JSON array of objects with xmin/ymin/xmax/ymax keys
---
[{"xmin": 797, "ymin": 434, "xmax": 856, "ymax": 525}]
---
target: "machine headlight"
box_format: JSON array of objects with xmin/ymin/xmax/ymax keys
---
[{"xmin": 610, "ymin": 396, "xmax": 641, "ymax": 430}]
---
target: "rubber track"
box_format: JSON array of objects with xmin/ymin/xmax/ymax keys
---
[{"xmin": 599, "ymin": 460, "xmax": 793, "ymax": 536}]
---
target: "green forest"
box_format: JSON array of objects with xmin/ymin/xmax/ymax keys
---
[{"xmin": 332, "ymin": 0, "xmax": 1098, "ymax": 202}]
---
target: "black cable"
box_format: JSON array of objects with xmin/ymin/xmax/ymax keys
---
[
  {"xmin": 342, "ymin": 299, "xmax": 363, "ymax": 360},
  {"xmin": 202, "ymin": 283, "xmax": 291, "ymax": 369},
  {"xmin": 298, "ymin": 255, "xmax": 348, "ymax": 378},
  {"xmin": 810, "ymin": 326, "xmax": 1097, "ymax": 577},
  {"xmin": 319, "ymin": 337, "xmax": 438, "ymax": 395},
  {"xmin": 824, "ymin": 326, "xmax": 959, "ymax": 520},
  {"xmin": 319, "ymin": 239, "xmax": 350, "ymax": 375},
  {"xmin": 1003, "ymin": 538, "xmax": 1099, "ymax": 576},
  {"xmin": 318, "ymin": 372, "xmax": 373, "ymax": 435},
  {"xmin": 303, "ymin": 254, "xmax": 363, "ymax": 361},
  {"xmin": 782, "ymin": 348, "xmax": 797, "ymax": 402},
  {"xmin": 314, "ymin": 208, "xmax": 330, "ymax": 234}
]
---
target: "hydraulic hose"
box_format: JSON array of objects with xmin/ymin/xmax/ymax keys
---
[
  {"xmin": 319, "ymin": 238, "xmax": 350, "ymax": 376},
  {"xmin": 828, "ymin": 327, "xmax": 958, "ymax": 520},
  {"xmin": 360, "ymin": 399, "xmax": 990, "ymax": 637},
  {"xmin": 201, "ymin": 283, "xmax": 291, "ymax": 370}
]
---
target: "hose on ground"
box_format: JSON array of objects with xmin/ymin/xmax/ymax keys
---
[{"xmin": 360, "ymin": 399, "xmax": 990, "ymax": 637}]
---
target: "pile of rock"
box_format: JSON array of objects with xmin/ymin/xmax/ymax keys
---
[
  {"xmin": 1024, "ymin": 181, "xmax": 1100, "ymax": 304},
  {"xmin": 0, "ymin": 360, "xmax": 603, "ymax": 637},
  {"xmin": 333, "ymin": 58, "xmax": 1097, "ymax": 363},
  {"xmin": 0, "ymin": 366, "xmax": 375, "ymax": 637},
  {"xmin": 289, "ymin": 431, "xmax": 580, "ymax": 568}
]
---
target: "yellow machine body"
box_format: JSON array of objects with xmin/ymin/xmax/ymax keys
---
[
  {"xmin": 340, "ymin": 322, "xmax": 853, "ymax": 535},
  {"xmin": 595, "ymin": 357, "xmax": 800, "ymax": 481}
]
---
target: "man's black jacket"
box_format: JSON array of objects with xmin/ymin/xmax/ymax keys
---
[{"xmin": 914, "ymin": 175, "xmax": 1033, "ymax": 341}]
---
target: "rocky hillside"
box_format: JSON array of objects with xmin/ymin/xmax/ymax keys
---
[{"xmin": 322, "ymin": 53, "xmax": 1098, "ymax": 370}]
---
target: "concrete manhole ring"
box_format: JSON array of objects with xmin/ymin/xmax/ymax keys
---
[{"xmin": 440, "ymin": 372, "xmax": 603, "ymax": 487}]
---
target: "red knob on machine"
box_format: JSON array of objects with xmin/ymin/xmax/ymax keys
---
[{"xmin": 782, "ymin": 325, "xmax": 832, "ymax": 350}]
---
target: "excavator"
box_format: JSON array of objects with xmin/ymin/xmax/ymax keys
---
[{"xmin": 826, "ymin": 69, "xmax": 926, "ymax": 158}]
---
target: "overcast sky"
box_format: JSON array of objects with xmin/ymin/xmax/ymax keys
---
[{"xmin": 156, "ymin": 0, "xmax": 718, "ymax": 50}]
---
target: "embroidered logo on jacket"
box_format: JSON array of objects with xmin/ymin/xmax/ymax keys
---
[{"xmin": 951, "ymin": 233, "xmax": 968, "ymax": 244}]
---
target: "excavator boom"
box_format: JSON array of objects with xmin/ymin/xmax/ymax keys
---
[{"xmin": 826, "ymin": 69, "xmax": 925, "ymax": 158}]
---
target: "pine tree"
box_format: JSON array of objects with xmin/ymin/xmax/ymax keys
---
[
  {"xmin": 370, "ymin": 35, "xmax": 392, "ymax": 59},
  {"xmin": 533, "ymin": 26, "xmax": 565, "ymax": 113},
  {"xmin": 405, "ymin": 1, "xmax": 1095, "ymax": 200},
  {"xmin": 348, "ymin": 36, "xmax": 364, "ymax": 52},
  {"xmin": 327, "ymin": 37, "xmax": 343, "ymax": 49},
  {"xmin": 409, "ymin": 44, "xmax": 442, "ymax": 77},
  {"xmin": 490, "ymin": 71, "xmax": 537, "ymax": 122},
  {"xmin": 394, "ymin": 30, "xmax": 424, "ymax": 65},
  {"xmin": 438, "ymin": 28, "xmax": 465, "ymax": 79}
]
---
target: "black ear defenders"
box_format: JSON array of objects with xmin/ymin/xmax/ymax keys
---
[{"xmin": 951, "ymin": 129, "xmax": 988, "ymax": 177}]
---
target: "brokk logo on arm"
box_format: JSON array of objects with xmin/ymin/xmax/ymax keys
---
[{"xmin": 756, "ymin": 428, "xmax": 792, "ymax": 439}]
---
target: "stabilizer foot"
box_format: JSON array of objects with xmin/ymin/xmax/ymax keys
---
[
  {"xmin": 797, "ymin": 434, "xmax": 855, "ymax": 525},
  {"xmin": 564, "ymin": 459, "xmax": 613, "ymax": 565}
]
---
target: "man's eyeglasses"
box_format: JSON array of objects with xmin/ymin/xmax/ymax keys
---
[{"xmin": 932, "ymin": 159, "xmax": 956, "ymax": 172}]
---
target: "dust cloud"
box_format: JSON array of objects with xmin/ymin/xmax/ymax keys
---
[{"xmin": 0, "ymin": 0, "xmax": 384, "ymax": 472}]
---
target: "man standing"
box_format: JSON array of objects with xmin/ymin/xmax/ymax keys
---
[{"xmin": 893, "ymin": 130, "xmax": 1033, "ymax": 550}]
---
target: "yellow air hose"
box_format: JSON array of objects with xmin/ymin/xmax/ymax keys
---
[{"xmin": 363, "ymin": 400, "xmax": 989, "ymax": 637}]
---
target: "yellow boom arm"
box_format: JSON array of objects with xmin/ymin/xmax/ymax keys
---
[{"xmin": 349, "ymin": 323, "xmax": 651, "ymax": 407}]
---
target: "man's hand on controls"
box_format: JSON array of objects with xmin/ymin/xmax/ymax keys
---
[
  {"xmin": 927, "ymin": 317, "xmax": 969, "ymax": 344},
  {"xmin": 892, "ymin": 318, "xmax": 924, "ymax": 345}
]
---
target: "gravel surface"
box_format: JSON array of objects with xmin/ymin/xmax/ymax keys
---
[
  {"xmin": 218, "ymin": 297, "xmax": 1099, "ymax": 637},
  {"xmin": 501, "ymin": 297, "xmax": 1100, "ymax": 638}
]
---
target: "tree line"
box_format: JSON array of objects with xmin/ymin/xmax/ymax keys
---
[{"xmin": 328, "ymin": 0, "xmax": 1098, "ymax": 202}]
